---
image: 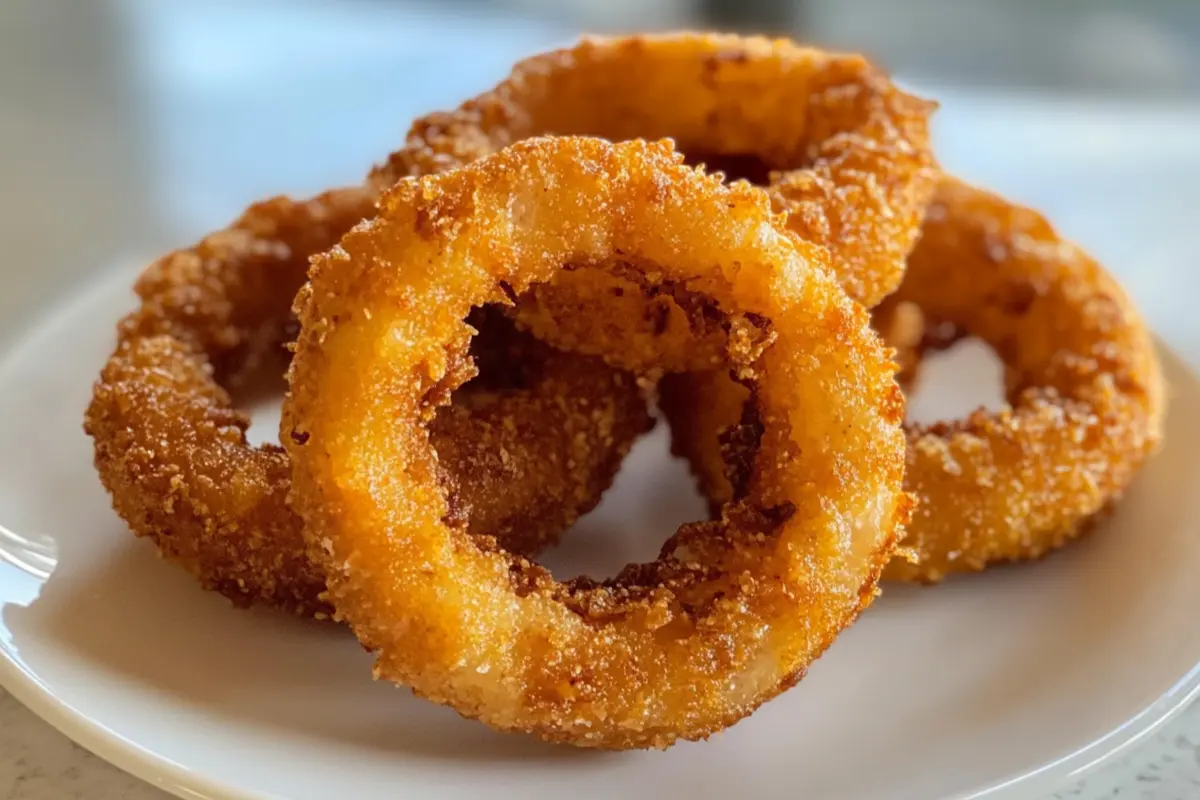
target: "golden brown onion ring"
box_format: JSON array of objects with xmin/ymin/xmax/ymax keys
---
[
  {"xmin": 375, "ymin": 32, "xmax": 939, "ymax": 373},
  {"xmin": 661, "ymin": 178, "xmax": 1165, "ymax": 582},
  {"xmin": 871, "ymin": 297, "xmax": 927, "ymax": 389},
  {"xmin": 84, "ymin": 189, "xmax": 650, "ymax": 616},
  {"xmin": 283, "ymin": 137, "xmax": 910, "ymax": 748}
]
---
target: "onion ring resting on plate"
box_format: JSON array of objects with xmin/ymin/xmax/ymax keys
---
[
  {"xmin": 661, "ymin": 178, "xmax": 1166, "ymax": 583},
  {"xmin": 283, "ymin": 137, "xmax": 910, "ymax": 748},
  {"xmin": 375, "ymin": 32, "xmax": 939, "ymax": 372},
  {"xmin": 84, "ymin": 189, "xmax": 650, "ymax": 617}
]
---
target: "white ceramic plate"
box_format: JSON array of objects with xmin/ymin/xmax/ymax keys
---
[{"xmin": 1, "ymin": 265, "xmax": 1199, "ymax": 800}]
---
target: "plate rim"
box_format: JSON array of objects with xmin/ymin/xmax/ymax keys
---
[
  {"xmin": 0, "ymin": 650, "xmax": 271, "ymax": 800},
  {"xmin": 1, "ymin": 340, "xmax": 1197, "ymax": 800}
]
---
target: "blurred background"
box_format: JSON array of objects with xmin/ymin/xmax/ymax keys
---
[{"xmin": 1, "ymin": 0, "xmax": 1198, "ymax": 341}]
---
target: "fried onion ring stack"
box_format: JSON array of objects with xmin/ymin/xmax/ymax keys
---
[
  {"xmin": 85, "ymin": 189, "xmax": 651, "ymax": 616},
  {"xmin": 82, "ymin": 31, "xmax": 1168, "ymax": 752},
  {"xmin": 284, "ymin": 137, "xmax": 910, "ymax": 748},
  {"xmin": 661, "ymin": 178, "xmax": 1165, "ymax": 582}
]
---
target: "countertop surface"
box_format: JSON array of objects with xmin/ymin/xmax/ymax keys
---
[
  {"xmin": 3, "ymin": 687, "xmax": 1200, "ymax": 799},
  {"xmin": 2, "ymin": 2, "xmax": 1199, "ymax": 798}
]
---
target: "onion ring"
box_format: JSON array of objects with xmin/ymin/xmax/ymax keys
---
[
  {"xmin": 375, "ymin": 32, "xmax": 939, "ymax": 372},
  {"xmin": 84, "ymin": 189, "xmax": 651, "ymax": 616},
  {"xmin": 661, "ymin": 178, "xmax": 1165, "ymax": 582},
  {"xmin": 871, "ymin": 296, "xmax": 928, "ymax": 389},
  {"xmin": 283, "ymin": 137, "xmax": 910, "ymax": 748}
]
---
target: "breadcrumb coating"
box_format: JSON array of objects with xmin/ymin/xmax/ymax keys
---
[
  {"xmin": 284, "ymin": 137, "xmax": 909, "ymax": 748},
  {"xmin": 85, "ymin": 189, "xmax": 650, "ymax": 616},
  {"xmin": 374, "ymin": 32, "xmax": 938, "ymax": 372},
  {"xmin": 661, "ymin": 178, "xmax": 1165, "ymax": 582}
]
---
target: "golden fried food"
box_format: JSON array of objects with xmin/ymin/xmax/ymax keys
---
[
  {"xmin": 661, "ymin": 178, "xmax": 1165, "ymax": 582},
  {"xmin": 283, "ymin": 137, "xmax": 910, "ymax": 748},
  {"xmin": 432, "ymin": 306, "xmax": 653, "ymax": 556},
  {"xmin": 872, "ymin": 297, "xmax": 927, "ymax": 388},
  {"xmin": 375, "ymin": 32, "xmax": 939, "ymax": 373},
  {"xmin": 84, "ymin": 189, "xmax": 650, "ymax": 616}
]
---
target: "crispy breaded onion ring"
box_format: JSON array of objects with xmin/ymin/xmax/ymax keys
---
[
  {"xmin": 375, "ymin": 32, "xmax": 938, "ymax": 372},
  {"xmin": 661, "ymin": 178, "xmax": 1165, "ymax": 583},
  {"xmin": 871, "ymin": 297, "xmax": 927, "ymax": 388},
  {"xmin": 84, "ymin": 189, "xmax": 650, "ymax": 616},
  {"xmin": 283, "ymin": 137, "xmax": 909, "ymax": 748}
]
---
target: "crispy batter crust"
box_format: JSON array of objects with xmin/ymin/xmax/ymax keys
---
[
  {"xmin": 84, "ymin": 189, "xmax": 650, "ymax": 616},
  {"xmin": 375, "ymin": 32, "xmax": 939, "ymax": 372},
  {"xmin": 284, "ymin": 137, "xmax": 909, "ymax": 748},
  {"xmin": 661, "ymin": 178, "xmax": 1165, "ymax": 582},
  {"xmin": 872, "ymin": 296, "xmax": 927, "ymax": 389}
]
